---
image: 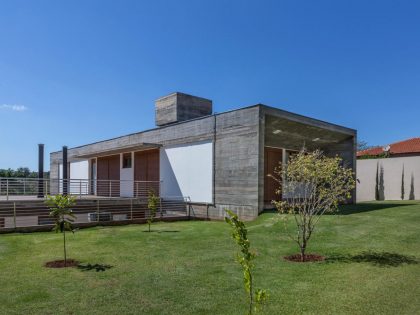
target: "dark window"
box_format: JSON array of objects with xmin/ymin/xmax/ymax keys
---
[{"xmin": 122, "ymin": 153, "xmax": 132, "ymax": 169}]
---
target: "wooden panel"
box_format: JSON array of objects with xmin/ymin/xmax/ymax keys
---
[
  {"xmin": 97, "ymin": 157, "xmax": 109, "ymax": 180},
  {"xmin": 134, "ymin": 149, "xmax": 160, "ymax": 196},
  {"xmin": 264, "ymin": 147, "xmax": 282, "ymax": 202},
  {"xmin": 147, "ymin": 150, "xmax": 159, "ymax": 181},
  {"xmin": 108, "ymin": 155, "xmax": 120, "ymax": 197},
  {"xmin": 97, "ymin": 155, "xmax": 120, "ymax": 197}
]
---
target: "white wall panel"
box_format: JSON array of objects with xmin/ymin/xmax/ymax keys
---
[
  {"xmin": 357, "ymin": 156, "xmax": 420, "ymax": 202},
  {"xmin": 69, "ymin": 160, "xmax": 89, "ymax": 194},
  {"xmin": 70, "ymin": 161, "xmax": 89, "ymax": 180},
  {"xmin": 160, "ymin": 141, "xmax": 213, "ymax": 203},
  {"xmin": 120, "ymin": 153, "xmax": 134, "ymax": 197}
]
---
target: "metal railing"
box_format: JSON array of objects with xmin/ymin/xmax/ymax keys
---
[
  {"xmin": 0, "ymin": 177, "xmax": 162, "ymax": 200},
  {"xmin": 0, "ymin": 196, "xmax": 192, "ymax": 230}
]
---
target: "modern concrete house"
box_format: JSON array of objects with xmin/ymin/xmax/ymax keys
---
[{"xmin": 49, "ymin": 92, "xmax": 357, "ymax": 220}]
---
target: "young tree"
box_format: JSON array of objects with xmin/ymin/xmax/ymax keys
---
[
  {"xmin": 357, "ymin": 140, "xmax": 370, "ymax": 151},
  {"xmin": 272, "ymin": 150, "xmax": 355, "ymax": 262},
  {"xmin": 225, "ymin": 210, "xmax": 268, "ymax": 315},
  {"xmin": 45, "ymin": 194, "xmax": 77, "ymax": 266},
  {"xmin": 147, "ymin": 190, "xmax": 159, "ymax": 232}
]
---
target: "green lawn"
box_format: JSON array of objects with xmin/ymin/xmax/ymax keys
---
[{"xmin": 0, "ymin": 202, "xmax": 419, "ymax": 315}]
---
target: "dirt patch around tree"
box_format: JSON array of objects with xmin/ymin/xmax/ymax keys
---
[
  {"xmin": 284, "ymin": 254, "xmax": 325, "ymax": 262},
  {"xmin": 45, "ymin": 259, "xmax": 79, "ymax": 268}
]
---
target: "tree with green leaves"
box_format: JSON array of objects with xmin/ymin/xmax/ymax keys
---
[
  {"xmin": 147, "ymin": 190, "xmax": 159, "ymax": 232},
  {"xmin": 225, "ymin": 210, "xmax": 268, "ymax": 315},
  {"xmin": 272, "ymin": 149, "xmax": 355, "ymax": 262},
  {"xmin": 45, "ymin": 194, "xmax": 77, "ymax": 266}
]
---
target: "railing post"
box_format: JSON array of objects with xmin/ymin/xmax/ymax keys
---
[
  {"xmin": 97, "ymin": 199, "xmax": 100, "ymax": 222},
  {"xmin": 130, "ymin": 198, "xmax": 133, "ymax": 220},
  {"xmin": 109, "ymin": 181, "xmax": 111, "ymax": 197},
  {"xmin": 6, "ymin": 179, "xmax": 9, "ymax": 201},
  {"xmin": 23, "ymin": 181, "xmax": 26, "ymax": 195},
  {"xmin": 159, "ymin": 181, "xmax": 162, "ymax": 218},
  {"xmin": 79, "ymin": 180, "xmax": 82, "ymax": 200},
  {"xmin": 13, "ymin": 202, "xmax": 17, "ymax": 228}
]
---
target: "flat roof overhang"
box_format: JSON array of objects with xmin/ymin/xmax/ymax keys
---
[
  {"xmin": 73, "ymin": 143, "xmax": 162, "ymax": 159},
  {"xmin": 264, "ymin": 115, "xmax": 354, "ymax": 151}
]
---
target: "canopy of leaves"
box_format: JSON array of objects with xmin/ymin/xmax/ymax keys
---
[
  {"xmin": 45, "ymin": 194, "xmax": 77, "ymax": 233},
  {"xmin": 274, "ymin": 150, "xmax": 355, "ymax": 215}
]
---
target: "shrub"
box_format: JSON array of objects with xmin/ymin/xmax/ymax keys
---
[
  {"xmin": 45, "ymin": 194, "xmax": 77, "ymax": 266},
  {"xmin": 225, "ymin": 210, "xmax": 268, "ymax": 314},
  {"xmin": 272, "ymin": 149, "xmax": 355, "ymax": 261}
]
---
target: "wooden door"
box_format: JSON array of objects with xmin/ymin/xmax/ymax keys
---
[
  {"xmin": 97, "ymin": 155, "xmax": 120, "ymax": 197},
  {"xmin": 264, "ymin": 147, "xmax": 283, "ymax": 203},
  {"xmin": 134, "ymin": 149, "xmax": 160, "ymax": 196}
]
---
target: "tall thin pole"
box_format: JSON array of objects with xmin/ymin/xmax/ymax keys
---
[{"xmin": 38, "ymin": 144, "xmax": 44, "ymax": 198}]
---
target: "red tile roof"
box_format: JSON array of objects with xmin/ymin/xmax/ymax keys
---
[{"xmin": 357, "ymin": 137, "xmax": 420, "ymax": 157}]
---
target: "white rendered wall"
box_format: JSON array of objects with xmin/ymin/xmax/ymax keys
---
[
  {"xmin": 70, "ymin": 160, "xmax": 89, "ymax": 194},
  {"xmin": 120, "ymin": 153, "xmax": 134, "ymax": 197},
  {"xmin": 160, "ymin": 141, "xmax": 213, "ymax": 203},
  {"xmin": 58, "ymin": 161, "xmax": 89, "ymax": 194},
  {"xmin": 58, "ymin": 163, "xmax": 63, "ymax": 194},
  {"xmin": 70, "ymin": 161, "xmax": 89, "ymax": 180},
  {"xmin": 357, "ymin": 156, "xmax": 420, "ymax": 202}
]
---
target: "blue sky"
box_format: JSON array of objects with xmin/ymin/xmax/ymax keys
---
[{"xmin": 1, "ymin": 0, "xmax": 419, "ymax": 170}]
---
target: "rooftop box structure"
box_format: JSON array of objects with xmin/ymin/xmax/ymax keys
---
[{"xmin": 155, "ymin": 92, "xmax": 212, "ymax": 126}]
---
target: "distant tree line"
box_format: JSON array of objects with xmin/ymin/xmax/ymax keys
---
[{"xmin": 0, "ymin": 167, "xmax": 50, "ymax": 178}]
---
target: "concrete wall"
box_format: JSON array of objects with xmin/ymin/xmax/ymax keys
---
[
  {"xmin": 213, "ymin": 107, "xmax": 261, "ymax": 220},
  {"xmin": 357, "ymin": 156, "xmax": 420, "ymax": 202}
]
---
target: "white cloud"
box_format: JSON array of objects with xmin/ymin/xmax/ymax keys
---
[{"xmin": 0, "ymin": 104, "xmax": 28, "ymax": 112}]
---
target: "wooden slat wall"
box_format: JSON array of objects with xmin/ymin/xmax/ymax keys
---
[
  {"xmin": 97, "ymin": 155, "xmax": 120, "ymax": 197},
  {"xmin": 134, "ymin": 149, "xmax": 160, "ymax": 196},
  {"xmin": 264, "ymin": 147, "xmax": 282, "ymax": 202}
]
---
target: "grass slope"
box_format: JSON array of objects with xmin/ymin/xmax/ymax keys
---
[{"xmin": 0, "ymin": 201, "xmax": 419, "ymax": 314}]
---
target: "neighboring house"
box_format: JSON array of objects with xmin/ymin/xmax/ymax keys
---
[
  {"xmin": 357, "ymin": 137, "xmax": 420, "ymax": 202},
  {"xmin": 50, "ymin": 92, "xmax": 356, "ymax": 220}
]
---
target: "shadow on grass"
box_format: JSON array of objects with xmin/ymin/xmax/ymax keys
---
[
  {"xmin": 77, "ymin": 263, "xmax": 113, "ymax": 272},
  {"xmin": 337, "ymin": 202, "xmax": 416, "ymax": 215},
  {"xmin": 262, "ymin": 202, "xmax": 418, "ymax": 216},
  {"xmin": 326, "ymin": 251, "xmax": 418, "ymax": 267},
  {"xmin": 261, "ymin": 208, "xmax": 278, "ymax": 214},
  {"xmin": 141, "ymin": 230, "xmax": 180, "ymax": 233}
]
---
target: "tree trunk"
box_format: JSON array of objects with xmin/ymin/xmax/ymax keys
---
[
  {"xmin": 300, "ymin": 246, "xmax": 306, "ymax": 262},
  {"xmin": 63, "ymin": 229, "xmax": 67, "ymax": 267},
  {"xmin": 248, "ymin": 272, "xmax": 253, "ymax": 315},
  {"xmin": 300, "ymin": 236, "xmax": 307, "ymax": 262}
]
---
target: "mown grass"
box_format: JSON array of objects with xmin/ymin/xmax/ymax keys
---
[{"xmin": 0, "ymin": 201, "xmax": 419, "ymax": 314}]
